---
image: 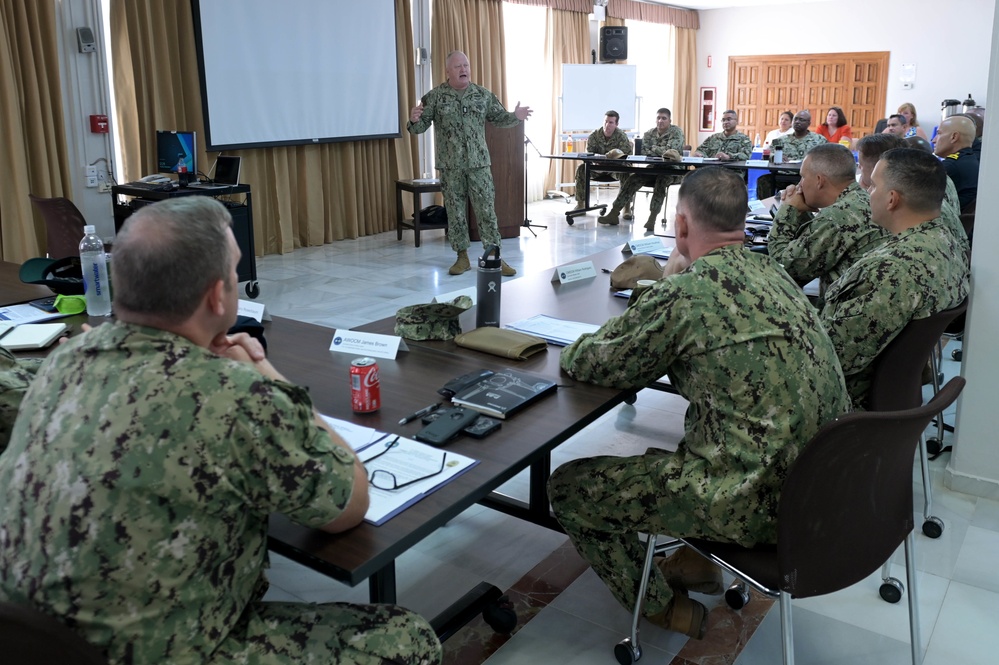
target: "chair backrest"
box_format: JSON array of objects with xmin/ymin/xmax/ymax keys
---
[
  {"xmin": 28, "ymin": 195, "xmax": 88, "ymax": 259},
  {"xmin": 867, "ymin": 299, "xmax": 968, "ymax": 411},
  {"xmin": 776, "ymin": 377, "xmax": 965, "ymax": 599},
  {"xmin": 0, "ymin": 601, "xmax": 107, "ymax": 664}
]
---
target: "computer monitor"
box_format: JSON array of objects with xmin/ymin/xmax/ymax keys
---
[
  {"xmin": 156, "ymin": 130, "xmax": 197, "ymax": 175},
  {"xmin": 213, "ymin": 155, "xmax": 241, "ymax": 185}
]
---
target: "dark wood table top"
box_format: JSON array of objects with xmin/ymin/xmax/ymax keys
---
[{"xmin": 0, "ymin": 262, "xmax": 57, "ymax": 306}]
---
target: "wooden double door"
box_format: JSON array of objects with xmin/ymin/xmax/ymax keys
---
[{"xmin": 728, "ymin": 51, "xmax": 889, "ymax": 143}]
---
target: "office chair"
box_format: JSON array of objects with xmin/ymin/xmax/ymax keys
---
[
  {"xmin": 866, "ymin": 299, "xmax": 968, "ymax": 605},
  {"xmin": 614, "ymin": 378, "xmax": 965, "ymax": 665},
  {"xmin": 28, "ymin": 195, "xmax": 88, "ymax": 259},
  {"xmin": 0, "ymin": 601, "xmax": 107, "ymax": 665}
]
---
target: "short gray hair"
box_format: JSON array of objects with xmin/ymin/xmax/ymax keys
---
[
  {"xmin": 113, "ymin": 197, "xmax": 235, "ymax": 321},
  {"xmin": 804, "ymin": 143, "xmax": 857, "ymax": 183}
]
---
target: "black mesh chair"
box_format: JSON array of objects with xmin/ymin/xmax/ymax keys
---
[
  {"xmin": 0, "ymin": 601, "xmax": 107, "ymax": 664},
  {"xmin": 614, "ymin": 378, "xmax": 965, "ymax": 665},
  {"xmin": 28, "ymin": 195, "xmax": 88, "ymax": 259}
]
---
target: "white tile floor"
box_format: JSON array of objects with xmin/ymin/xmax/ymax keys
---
[{"xmin": 253, "ymin": 194, "xmax": 994, "ymax": 664}]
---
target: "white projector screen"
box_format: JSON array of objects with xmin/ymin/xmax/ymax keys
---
[{"xmin": 193, "ymin": 0, "xmax": 400, "ymax": 150}]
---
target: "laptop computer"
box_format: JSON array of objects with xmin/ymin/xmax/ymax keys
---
[{"xmin": 189, "ymin": 156, "xmax": 241, "ymax": 190}]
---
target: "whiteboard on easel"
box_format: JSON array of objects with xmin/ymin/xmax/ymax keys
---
[{"xmin": 561, "ymin": 64, "xmax": 638, "ymax": 132}]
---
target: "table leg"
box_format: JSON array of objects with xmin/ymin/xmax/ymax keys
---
[
  {"xmin": 412, "ymin": 191, "xmax": 422, "ymax": 248},
  {"xmin": 396, "ymin": 186, "xmax": 404, "ymax": 241},
  {"xmin": 368, "ymin": 561, "xmax": 397, "ymax": 604}
]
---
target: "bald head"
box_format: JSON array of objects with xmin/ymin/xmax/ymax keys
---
[
  {"xmin": 934, "ymin": 115, "xmax": 976, "ymax": 157},
  {"xmin": 445, "ymin": 51, "xmax": 471, "ymax": 89}
]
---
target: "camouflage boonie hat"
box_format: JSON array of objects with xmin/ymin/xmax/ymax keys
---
[
  {"xmin": 610, "ymin": 255, "xmax": 662, "ymax": 289},
  {"xmin": 394, "ymin": 295, "xmax": 472, "ymax": 340}
]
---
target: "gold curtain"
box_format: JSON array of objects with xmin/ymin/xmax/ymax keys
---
[
  {"xmin": 110, "ymin": 0, "xmax": 418, "ymax": 255},
  {"xmin": 0, "ymin": 0, "xmax": 67, "ymax": 261},
  {"xmin": 432, "ymin": 0, "xmax": 507, "ymax": 100},
  {"xmin": 674, "ymin": 27, "xmax": 698, "ymax": 151},
  {"xmin": 607, "ymin": 0, "xmax": 700, "ymax": 28},
  {"xmin": 544, "ymin": 8, "xmax": 589, "ymax": 193}
]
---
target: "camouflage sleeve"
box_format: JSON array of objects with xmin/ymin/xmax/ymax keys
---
[
  {"xmin": 586, "ymin": 129, "xmax": 601, "ymax": 153},
  {"xmin": 728, "ymin": 134, "xmax": 753, "ymax": 160},
  {"xmin": 224, "ymin": 375, "xmax": 357, "ymax": 528},
  {"xmin": 616, "ymin": 132, "xmax": 634, "ymax": 155},
  {"xmin": 407, "ymin": 90, "xmax": 435, "ymax": 135},
  {"xmin": 668, "ymin": 126, "xmax": 685, "ymax": 152},
  {"xmin": 560, "ymin": 282, "xmax": 682, "ymax": 389},
  {"xmin": 485, "ymin": 90, "xmax": 520, "ymax": 128},
  {"xmin": 768, "ymin": 205, "xmax": 844, "ymax": 286},
  {"xmin": 0, "ymin": 350, "xmax": 41, "ymax": 454},
  {"xmin": 696, "ymin": 133, "xmax": 719, "ymax": 155}
]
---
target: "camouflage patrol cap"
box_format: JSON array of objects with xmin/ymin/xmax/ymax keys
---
[
  {"xmin": 610, "ymin": 255, "xmax": 662, "ymax": 290},
  {"xmin": 394, "ymin": 295, "xmax": 472, "ymax": 340},
  {"xmin": 605, "ymin": 148, "xmax": 626, "ymax": 160}
]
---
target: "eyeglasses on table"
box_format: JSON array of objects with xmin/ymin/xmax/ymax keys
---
[{"xmin": 362, "ymin": 436, "xmax": 448, "ymax": 491}]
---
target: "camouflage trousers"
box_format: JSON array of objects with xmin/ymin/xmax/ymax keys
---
[
  {"xmin": 549, "ymin": 449, "xmax": 742, "ymax": 618},
  {"xmin": 439, "ymin": 166, "xmax": 501, "ymax": 253},
  {"xmin": 608, "ymin": 173, "xmax": 684, "ymax": 217},
  {"xmin": 573, "ymin": 165, "xmax": 627, "ymax": 204},
  {"xmin": 210, "ymin": 601, "xmax": 442, "ymax": 664}
]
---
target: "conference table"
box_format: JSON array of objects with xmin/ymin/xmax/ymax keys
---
[{"xmin": 549, "ymin": 153, "xmax": 801, "ymax": 222}]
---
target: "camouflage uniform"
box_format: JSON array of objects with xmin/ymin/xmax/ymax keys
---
[
  {"xmin": 821, "ymin": 217, "xmax": 970, "ymax": 408},
  {"xmin": 550, "ymin": 245, "xmax": 849, "ymax": 619},
  {"xmin": 407, "ymin": 82, "xmax": 522, "ymax": 253},
  {"xmin": 0, "ymin": 322, "xmax": 441, "ymax": 665},
  {"xmin": 573, "ymin": 128, "xmax": 633, "ymax": 199},
  {"xmin": 779, "ymin": 131, "xmax": 827, "ymax": 162},
  {"xmin": 769, "ymin": 181, "xmax": 890, "ymax": 295},
  {"xmin": 695, "ymin": 131, "xmax": 752, "ymax": 160},
  {"xmin": 943, "ymin": 176, "xmax": 971, "ymax": 251},
  {"xmin": 606, "ymin": 125, "xmax": 686, "ymax": 217},
  {"xmin": 0, "ymin": 348, "xmax": 40, "ymax": 453}
]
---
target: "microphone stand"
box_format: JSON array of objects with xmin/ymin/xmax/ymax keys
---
[{"xmin": 522, "ymin": 135, "xmax": 547, "ymax": 235}]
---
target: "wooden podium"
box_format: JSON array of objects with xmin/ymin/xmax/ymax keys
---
[{"xmin": 468, "ymin": 122, "xmax": 525, "ymax": 242}]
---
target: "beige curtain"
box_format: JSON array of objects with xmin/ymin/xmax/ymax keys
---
[
  {"xmin": 607, "ymin": 0, "xmax": 700, "ymax": 28},
  {"xmin": 110, "ymin": 0, "xmax": 417, "ymax": 255},
  {"xmin": 674, "ymin": 27, "xmax": 698, "ymax": 151},
  {"xmin": 0, "ymin": 0, "xmax": 68, "ymax": 261},
  {"xmin": 432, "ymin": 0, "xmax": 507, "ymax": 99},
  {"xmin": 544, "ymin": 8, "xmax": 589, "ymax": 193}
]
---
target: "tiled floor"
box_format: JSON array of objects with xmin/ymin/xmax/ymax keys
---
[{"xmin": 254, "ymin": 193, "xmax": 996, "ymax": 664}]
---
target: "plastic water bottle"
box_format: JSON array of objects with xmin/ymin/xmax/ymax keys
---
[
  {"xmin": 80, "ymin": 225, "xmax": 112, "ymax": 316},
  {"xmin": 476, "ymin": 245, "xmax": 502, "ymax": 328},
  {"xmin": 754, "ymin": 132, "xmax": 761, "ymax": 148}
]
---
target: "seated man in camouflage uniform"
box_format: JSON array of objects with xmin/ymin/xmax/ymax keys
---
[
  {"xmin": 597, "ymin": 107, "xmax": 686, "ymax": 231},
  {"xmin": 0, "ymin": 348, "xmax": 40, "ymax": 453},
  {"xmin": 572, "ymin": 110, "xmax": 633, "ymax": 212},
  {"xmin": 757, "ymin": 110, "xmax": 828, "ymax": 199},
  {"xmin": 821, "ymin": 148, "xmax": 970, "ymax": 409},
  {"xmin": 550, "ymin": 167, "xmax": 849, "ymax": 641},
  {"xmin": 770, "ymin": 143, "xmax": 889, "ymax": 299},
  {"xmin": 0, "ymin": 197, "xmax": 441, "ymax": 665},
  {"xmin": 692, "ymin": 109, "xmax": 752, "ymax": 160}
]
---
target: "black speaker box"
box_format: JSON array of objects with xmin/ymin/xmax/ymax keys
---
[{"xmin": 600, "ymin": 26, "xmax": 628, "ymax": 61}]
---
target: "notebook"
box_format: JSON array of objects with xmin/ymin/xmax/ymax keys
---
[
  {"xmin": 450, "ymin": 368, "xmax": 557, "ymax": 419},
  {"xmin": 0, "ymin": 322, "xmax": 68, "ymax": 351},
  {"xmin": 189, "ymin": 155, "xmax": 242, "ymax": 189}
]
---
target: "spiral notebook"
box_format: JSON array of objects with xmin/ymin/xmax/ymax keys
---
[{"xmin": 0, "ymin": 322, "xmax": 68, "ymax": 351}]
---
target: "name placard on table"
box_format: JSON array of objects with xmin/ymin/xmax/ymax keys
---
[
  {"xmin": 550, "ymin": 260, "xmax": 597, "ymax": 284},
  {"xmin": 330, "ymin": 330, "xmax": 408, "ymax": 360}
]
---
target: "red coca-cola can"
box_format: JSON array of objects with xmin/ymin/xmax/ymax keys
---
[{"xmin": 350, "ymin": 357, "xmax": 380, "ymax": 413}]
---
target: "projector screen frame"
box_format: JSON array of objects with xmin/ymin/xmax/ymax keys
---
[{"xmin": 191, "ymin": 0, "xmax": 403, "ymax": 152}]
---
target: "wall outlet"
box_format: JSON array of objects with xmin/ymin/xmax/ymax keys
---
[
  {"xmin": 86, "ymin": 165, "xmax": 97, "ymax": 178},
  {"xmin": 98, "ymin": 181, "xmax": 111, "ymax": 193},
  {"xmin": 86, "ymin": 175, "xmax": 98, "ymax": 187}
]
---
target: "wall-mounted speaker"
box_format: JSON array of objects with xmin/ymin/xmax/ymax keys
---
[
  {"xmin": 76, "ymin": 26, "xmax": 96, "ymax": 53},
  {"xmin": 600, "ymin": 26, "xmax": 627, "ymax": 61}
]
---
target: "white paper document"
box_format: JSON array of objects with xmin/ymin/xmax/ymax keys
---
[
  {"xmin": 0, "ymin": 304, "xmax": 67, "ymax": 324},
  {"xmin": 319, "ymin": 415, "xmax": 385, "ymax": 452},
  {"xmin": 506, "ymin": 314, "xmax": 600, "ymax": 346},
  {"xmin": 358, "ymin": 436, "xmax": 478, "ymax": 525}
]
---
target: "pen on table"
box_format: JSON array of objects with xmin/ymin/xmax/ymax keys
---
[
  {"xmin": 0, "ymin": 324, "xmax": 18, "ymax": 343},
  {"xmin": 398, "ymin": 403, "xmax": 441, "ymax": 425}
]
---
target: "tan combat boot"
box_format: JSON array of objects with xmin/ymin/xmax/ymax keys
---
[
  {"xmin": 645, "ymin": 212, "xmax": 658, "ymax": 232},
  {"xmin": 654, "ymin": 546, "xmax": 724, "ymax": 595},
  {"xmin": 623, "ymin": 201, "xmax": 634, "ymax": 220},
  {"xmin": 500, "ymin": 260, "xmax": 517, "ymax": 277},
  {"xmin": 597, "ymin": 210, "xmax": 620, "ymax": 226},
  {"xmin": 448, "ymin": 250, "xmax": 471, "ymax": 275},
  {"xmin": 646, "ymin": 592, "xmax": 708, "ymax": 640}
]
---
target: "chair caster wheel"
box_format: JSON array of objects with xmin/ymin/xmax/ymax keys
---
[
  {"xmin": 624, "ymin": 392, "xmax": 637, "ymax": 405},
  {"xmin": 922, "ymin": 516, "xmax": 944, "ymax": 539},
  {"xmin": 952, "ymin": 348, "xmax": 962, "ymax": 361},
  {"xmin": 244, "ymin": 281, "xmax": 260, "ymax": 299},
  {"xmin": 725, "ymin": 582, "xmax": 751, "ymax": 610},
  {"xmin": 926, "ymin": 438, "xmax": 942, "ymax": 456},
  {"xmin": 614, "ymin": 638, "xmax": 641, "ymax": 665},
  {"xmin": 482, "ymin": 595, "xmax": 517, "ymax": 634},
  {"xmin": 566, "ymin": 218, "xmax": 575, "ymax": 226},
  {"xmin": 880, "ymin": 578, "xmax": 904, "ymax": 603}
]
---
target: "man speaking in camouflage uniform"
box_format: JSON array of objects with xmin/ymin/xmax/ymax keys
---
[
  {"xmin": 572, "ymin": 110, "xmax": 634, "ymax": 213},
  {"xmin": 550, "ymin": 167, "xmax": 849, "ymax": 640},
  {"xmin": 821, "ymin": 148, "xmax": 969, "ymax": 408},
  {"xmin": 770, "ymin": 143, "xmax": 890, "ymax": 298},
  {"xmin": 596, "ymin": 107, "xmax": 686, "ymax": 231},
  {"xmin": 408, "ymin": 51, "xmax": 531, "ymax": 277},
  {"xmin": 693, "ymin": 109, "xmax": 752, "ymax": 160},
  {"xmin": 0, "ymin": 197, "xmax": 441, "ymax": 665}
]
